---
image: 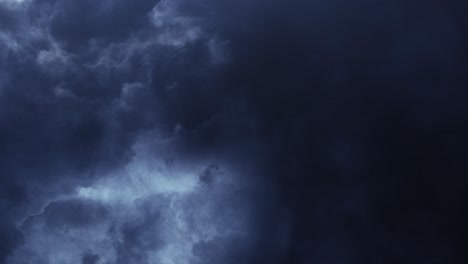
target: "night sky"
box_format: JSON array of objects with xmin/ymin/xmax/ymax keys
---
[{"xmin": 1, "ymin": 0, "xmax": 468, "ymax": 263}]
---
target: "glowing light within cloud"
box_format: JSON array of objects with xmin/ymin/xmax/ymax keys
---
[
  {"xmin": 10, "ymin": 139, "xmax": 254, "ymax": 264},
  {"xmin": 76, "ymin": 167, "xmax": 199, "ymax": 203}
]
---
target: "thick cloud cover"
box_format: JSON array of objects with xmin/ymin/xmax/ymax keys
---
[{"xmin": 1, "ymin": 0, "xmax": 468, "ymax": 263}]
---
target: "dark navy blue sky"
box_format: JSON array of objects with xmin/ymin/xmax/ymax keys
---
[{"xmin": 1, "ymin": 0, "xmax": 467, "ymax": 263}]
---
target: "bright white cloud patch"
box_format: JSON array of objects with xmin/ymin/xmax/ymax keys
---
[
  {"xmin": 9, "ymin": 138, "xmax": 254, "ymax": 264},
  {"xmin": 149, "ymin": 0, "xmax": 203, "ymax": 47}
]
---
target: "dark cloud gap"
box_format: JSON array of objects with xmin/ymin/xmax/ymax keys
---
[
  {"xmin": 1, "ymin": 0, "xmax": 468, "ymax": 263},
  {"xmin": 0, "ymin": 4, "xmax": 16, "ymax": 30}
]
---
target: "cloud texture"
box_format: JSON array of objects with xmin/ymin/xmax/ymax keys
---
[{"xmin": 1, "ymin": 0, "xmax": 468, "ymax": 263}]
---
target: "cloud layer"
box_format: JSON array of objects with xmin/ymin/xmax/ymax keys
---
[{"xmin": 1, "ymin": 0, "xmax": 468, "ymax": 263}]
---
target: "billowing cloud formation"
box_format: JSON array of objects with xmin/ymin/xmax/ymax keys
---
[
  {"xmin": 1, "ymin": 0, "xmax": 468, "ymax": 263},
  {"xmin": 11, "ymin": 140, "xmax": 257, "ymax": 264}
]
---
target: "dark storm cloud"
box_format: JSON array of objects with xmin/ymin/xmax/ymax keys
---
[
  {"xmin": 113, "ymin": 199, "xmax": 165, "ymax": 264},
  {"xmin": 198, "ymin": 164, "xmax": 220, "ymax": 185},
  {"xmin": 81, "ymin": 253, "xmax": 99, "ymax": 264},
  {"xmin": 191, "ymin": 235, "xmax": 255, "ymax": 264},
  {"xmin": 1, "ymin": 0, "xmax": 468, "ymax": 263},
  {"xmin": 45, "ymin": 0, "xmax": 160, "ymax": 48},
  {"xmin": 0, "ymin": 0, "xmax": 205, "ymax": 261},
  {"xmin": 188, "ymin": 1, "xmax": 468, "ymax": 263},
  {"xmin": 0, "ymin": 0, "xmax": 198, "ymax": 183},
  {"xmin": 39, "ymin": 199, "xmax": 109, "ymax": 229}
]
